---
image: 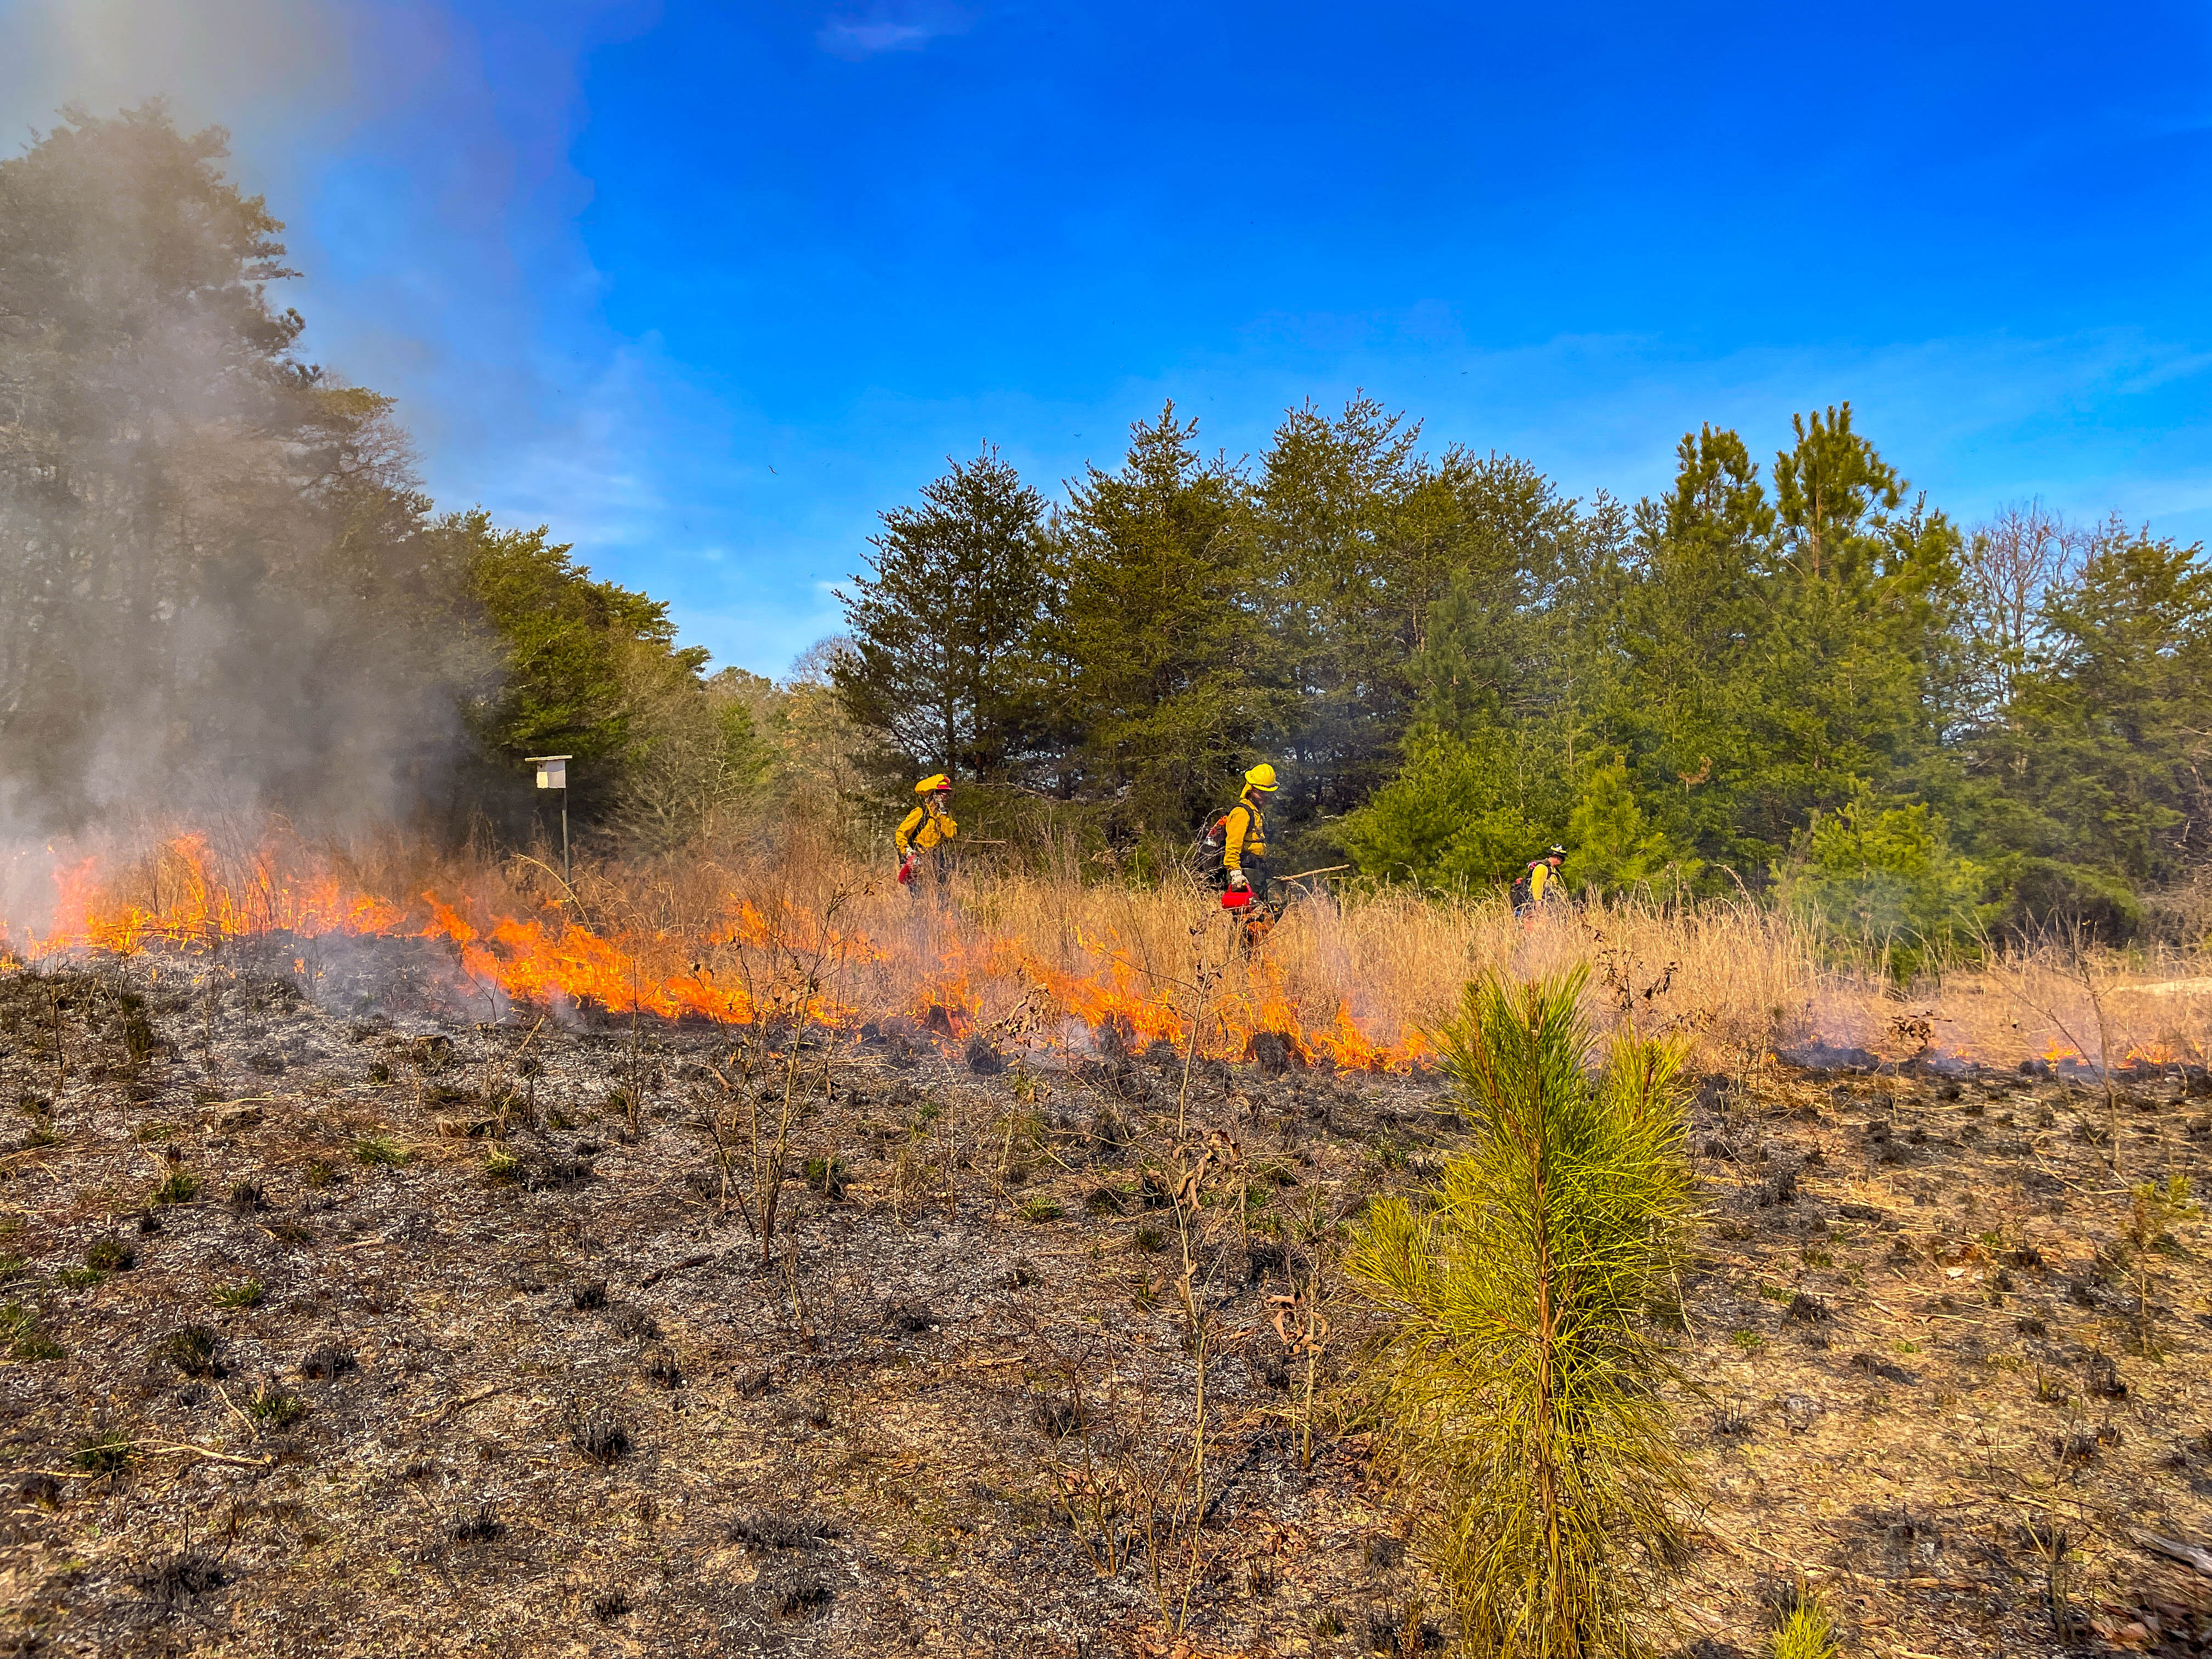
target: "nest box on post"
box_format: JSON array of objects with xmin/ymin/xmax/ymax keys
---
[{"xmin": 525, "ymin": 756, "xmax": 573, "ymax": 884}]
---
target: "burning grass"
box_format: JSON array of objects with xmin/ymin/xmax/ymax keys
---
[{"xmin": 10, "ymin": 824, "xmax": 2212, "ymax": 1084}]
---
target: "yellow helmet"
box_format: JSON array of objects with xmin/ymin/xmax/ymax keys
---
[
  {"xmin": 1244, "ymin": 763, "xmax": 1279, "ymax": 793},
  {"xmin": 915, "ymin": 773, "xmax": 951, "ymax": 795}
]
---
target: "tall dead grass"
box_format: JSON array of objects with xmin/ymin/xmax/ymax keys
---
[
  {"xmin": 15, "ymin": 821, "xmax": 2212, "ymax": 1074},
  {"xmin": 483, "ymin": 844, "xmax": 2212, "ymax": 1073}
]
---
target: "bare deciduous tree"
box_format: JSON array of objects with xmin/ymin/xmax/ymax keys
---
[{"xmin": 1960, "ymin": 499, "xmax": 2090, "ymax": 716}]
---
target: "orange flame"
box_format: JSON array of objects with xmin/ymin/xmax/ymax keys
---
[
  {"xmin": 901, "ymin": 928, "xmax": 1430, "ymax": 1071},
  {"xmin": 2124, "ymin": 1042, "xmax": 2181, "ymax": 1066},
  {"xmin": 3, "ymin": 835, "xmax": 1429, "ymax": 1070}
]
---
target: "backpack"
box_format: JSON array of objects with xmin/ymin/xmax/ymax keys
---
[
  {"xmin": 1510, "ymin": 870, "xmax": 1532, "ymax": 909},
  {"xmin": 1197, "ymin": 812, "xmax": 1230, "ymax": 885},
  {"xmin": 1201, "ymin": 799, "xmax": 1265, "ymax": 887}
]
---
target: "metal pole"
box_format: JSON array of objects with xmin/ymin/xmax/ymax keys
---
[{"xmin": 561, "ymin": 793, "xmax": 571, "ymax": 888}]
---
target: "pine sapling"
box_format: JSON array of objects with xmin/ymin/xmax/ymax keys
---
[{"xmin": 1347, "ymin": 967, "xmax": 1696, "ymax": 1656}]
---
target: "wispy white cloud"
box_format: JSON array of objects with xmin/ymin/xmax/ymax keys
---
[{"xmin": 817, "ymin": 2, "xmax": 972, "ymax": 60}]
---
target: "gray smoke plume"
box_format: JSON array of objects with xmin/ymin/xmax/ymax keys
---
[{"xmin": 0, "ymin": 104, "xmax": 489, "ymax": 874}]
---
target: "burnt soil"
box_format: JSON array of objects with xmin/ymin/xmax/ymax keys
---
[{"xmin": 0, "ymin": 957, "xmax": 2207, "ymax": 1657}]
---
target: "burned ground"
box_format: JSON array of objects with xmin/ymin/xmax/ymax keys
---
[{"xmin": 0, "ymin": 957, "xmax": 2205, "ymax": 1656}]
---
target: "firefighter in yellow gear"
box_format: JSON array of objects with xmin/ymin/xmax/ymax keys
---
[
  {"xmin": 1517, "ymin": 845, "xmax": 1566, "ymax": 915},
  {"xmin": 896, "ymin": 774, "xmax": 957, "ymax": 893},
  {"xmin": 1220, "ymin": 763, "xmax": 1278, "ymax": 900}
]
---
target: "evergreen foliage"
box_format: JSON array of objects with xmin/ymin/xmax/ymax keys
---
[
  {"xmin": 0, "ymin": 103, "xmax": 476, "ymax": 825},
  {"xmin": 833, "ymin": 391, "xmax": 2206, "ymax": 935},
  {"xmin": 1971, "ymin": 526, "xmax": 2212, "ymax": 905},
  {"xmin": 7, "ymin": 104, "xmax": 2207, "ymax": 928},
  {"xmin": 1564, "ymin": 756, "xmax": 1689, "ymax": 893},
  {"xmin": 0, "ymin": 105, "xmax": 776, "ymax": 846},
  {"xmin": 832, "ymin": 445, "xmax": 1052, "ymax": 785},
  {"xmin": 1345, "ymin": 968, "xmax": 1696, "ymax": 1654},
  {"xmin": 1784, "ymin": 791, "xmax": 1989, "ymax": 981},
  {"xmin": 1047, "ymin": 404, "xmax": 1278, "ymax": 836}
]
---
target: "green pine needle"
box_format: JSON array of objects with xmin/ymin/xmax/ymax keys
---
[{"xmin": 1346, "ymin": 967, "xmax": 1697, "ymax": 1657}]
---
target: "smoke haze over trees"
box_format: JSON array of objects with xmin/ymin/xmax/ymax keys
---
[
  {"xmin": 0, "ymin": 104, "xmax": 464, "ymax": 830},
  {"xmin": 0, "ymin": 104, "xmax": 776, "ymax": 856},
  {"xmin": 5, "ymin": 104, "xmax": 2205, "ymax": 957}
]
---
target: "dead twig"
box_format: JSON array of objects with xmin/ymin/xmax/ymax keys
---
[
  {"xmin": 2128, "ymin": 1528, "xmax": 2212, "ymax": 1579},
  {"xmin": 134, "ymin": 1441, "xmax": 274, "ymax": 1469},
  {"xmin": 637, "ymin": 1251, "xmax": 718, "ymax": 1287},
  {"xmin": 422, "ymin": 1383, "xmax": 526, "ymax": 1421}
]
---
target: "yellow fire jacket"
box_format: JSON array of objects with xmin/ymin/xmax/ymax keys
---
[
  {"xmin": 896, "ymin": 798, "xmax": 957, "ymax": 855},
  {"xmin": 1222, "ymin": 790, "xmax": 1268, "ymax": 873}
]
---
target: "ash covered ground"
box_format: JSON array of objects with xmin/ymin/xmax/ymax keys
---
[{"xmin": 0, "ymin": 945, "xmax": 2207, "ymax": 1657}]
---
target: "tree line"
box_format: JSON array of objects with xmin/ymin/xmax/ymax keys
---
[
  {"xmin": 835, "ymin": 402, "xmax": 2211, "ymax": 950},
  {"xmin": 0, "ymin": 103, "xmax": 837, "ymax": 851},
  {"xmin": 10, "ymin": 104, "xmax": 2203, "ymax": 959}
]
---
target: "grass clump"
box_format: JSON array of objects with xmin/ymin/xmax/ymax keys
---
[
  {"xmin": 1345, "ymin": 967, "xmax": 1696, "ymax": 1656},
  {"xmin": 1, "ymin": 1301, "xmax": 63, "ymax": 1361},
  {"xmin": 150, "ymin": 1166, "xmax": 201, "ymax": 1206},
  {"xmin": 162, "ymin": 1325, "xmax": 223, "ymax": 1378},
  {"xmin": 72, "ymin": 1430, "xmax": 133, "ymax": 1475},
  {"xmin": 1771, "ymin": 1588, "xmax": 1839, "ymax": 1658},
  {"xmin": 350, "ymin": 1133, "xmax": 410, "ymax": 1167},
  {"xmin": 211, "ymin": 1277, "xmax": 265, "ymax": 1310},
  {"xmin": 245, "ymin": 1380, "xmax": 305, "ymax": 1428},
  {"xmin": 83, "ymin": 1235, "xmax": 135, "ymax": 1274}
]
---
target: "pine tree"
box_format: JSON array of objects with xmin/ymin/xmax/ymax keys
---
[
  {"xmin": 1347, "ymin": 969, "xmax": 1696, "ymax": 1653},
  {"xmin": 1249, "ymin": 396, "xmax": 1426, "ymax": 822},
  {"xmin": 1974, "ymin": 524, "xmax": 2212, "ymax": 926},
  {"xmin": 1564, "ymin": 755, "xmax": 1690, "ymax": 893},
  {"xmin": 1613, "ymin": 413, "xmax": 1962, "ymax": 882},
  {"xmin": 1049, "ymin": 403, "xmax": 1279, "ymax": 840},
  {"xmin": 833, "ymin": 445, "xmax": 1052, "ymax": 784},
  {"xmin": 1330, "ymin": 460, "xmax": 1622, "ymax": 887},
  {"xmin": 0, "ymin": 102, "xmax": 474, "ymax": 827},
  {"xmin": 1613, "ymin": 426, "xmax": 1775, "ymax": 870},
  {"xmin": 453, "ymin": 512, "xmax": 690, "ymax": 769}
]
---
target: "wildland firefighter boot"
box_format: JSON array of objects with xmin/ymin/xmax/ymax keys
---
[{"xmin": 895, "ymin": 775, "xmax": 958, "ymax": 895}]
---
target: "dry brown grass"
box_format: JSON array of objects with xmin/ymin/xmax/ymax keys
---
[
  {"xmin": 1, "ymin": 843, "xmax": 2208, "ymax": 1656},
  {"xmin": 13, "ymin": 822, "xmax": 2212, "ymax": 1076}
]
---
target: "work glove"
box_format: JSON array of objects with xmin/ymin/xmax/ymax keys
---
[{"xmin": 1228, "ymin": 871, "xmax": 1249, "ymax": 891}]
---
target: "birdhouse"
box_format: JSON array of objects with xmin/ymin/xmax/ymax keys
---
[{"xmin": 528, "ymin": 755, "xmax": 571, "ymax": 791}]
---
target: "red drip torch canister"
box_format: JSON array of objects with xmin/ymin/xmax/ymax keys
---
[{"xmin": 1221, "ymin": 888, "xmax": 1251, "ymax": 910}]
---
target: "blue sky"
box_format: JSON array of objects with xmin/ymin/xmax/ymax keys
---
[{"xmin": 7, "ymin": 0, "xmax": 2211, "ymax": 674}]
